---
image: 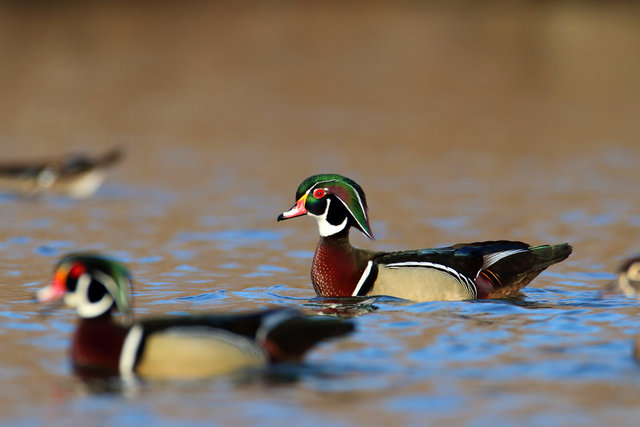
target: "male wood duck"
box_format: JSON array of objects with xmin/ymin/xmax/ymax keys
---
[
  {"xmin": 0, "ymin": 147, "xmax": 122, "ymax": 198},
  {"xmin": 37, "ymin": 253, "xmax": 354, "ymax": 379},
  {"xmin": 604, "ymin": 256, "xmax": 640, "ymax": 297},
  {"xmin": 277, "ymin": 173, "xmax": 572, "ymax": 301}
]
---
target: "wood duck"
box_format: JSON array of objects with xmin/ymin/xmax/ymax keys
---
[
  {"xmin": 0, "ymin": 147, "xmax": 122, "ymax": 198},
  {"xmin": 277, "ymin": 173, "xmax": 572, "ymax": 301},
  {"xmin": 605, "ymin": 256, "xmax": 640, "ymax": 297},
  {"xmin": 37, "ymin": 253, "xmax": 354, "ymax": 379}
]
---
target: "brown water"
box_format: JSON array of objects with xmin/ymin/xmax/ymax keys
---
[{"xmin": 1, "ymin": 1, "xmax": 640, "ymax": 425}]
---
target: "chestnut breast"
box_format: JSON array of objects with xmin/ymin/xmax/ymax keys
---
[
  {"xmin": 71, "ymin": 317, "xmax": 128, "ymax": 375},
  {"xmin": 311, "ymin": 238, "xmax": 368, "ymax": 297}
]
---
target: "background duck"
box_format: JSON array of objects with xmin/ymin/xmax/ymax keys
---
[
  {"xmin": 604, "ymin": 256, "xmax": 640, "ymax": 297},
  {"xmin": 37, "ymin": 253, "xmax": 354, "ymax": 379},
  {"xmin": 278, "ymin": 173, "xmax": 572, "ymax": 302},
  {"xmin": 0, "ymin": 147, "xmax": 122, "ymax": 198}
]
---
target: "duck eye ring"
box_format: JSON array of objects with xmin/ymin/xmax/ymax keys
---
[
  {"xmin": 313, "ymin": 188, "xmax": 326, "ymax": 198},
  {"xmin": 68, "ymin": 263, "xmax": 87, "ymax": 279}
]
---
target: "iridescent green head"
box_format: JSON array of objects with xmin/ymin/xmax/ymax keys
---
[
  {"xmin": 278, "ymin": 173, "xmax": 374, "ymax": 239},
  {"xmin": 37, "ymin": 253, "xmax": 133, "ymax": 319}
]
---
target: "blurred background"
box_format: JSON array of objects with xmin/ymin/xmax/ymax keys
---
[
  {"xmin": 2, "ymin": 1, "xmax": 640, "ymax": 425},
  {"xmin": 2, "ymin": 1, "xmax": 638, "ymax": 180}
]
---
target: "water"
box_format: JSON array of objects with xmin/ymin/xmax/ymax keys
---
[{"xmin": 1, "ymin": 1, "xmax": 640, "ymax": 426}]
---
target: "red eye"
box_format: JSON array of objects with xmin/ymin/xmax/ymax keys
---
[
  {"xmin": 68, "ymin": 263, "xmax": 87, "ymax": 279},
  {"xmin": 313, "ymin": 188, "xmax": 326, "ymax": 198}
]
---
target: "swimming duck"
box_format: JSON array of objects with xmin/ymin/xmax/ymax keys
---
[
  {"xmin": 605, "ymin": 256, "xmax": 640, "ymax": 297},
  {"xmin": 0, "ymin": 147, "xmax": 122, "ymax": 198},
  {"xmin": 277, "ymin": 173, "xmax": 572, "ymax": 301},
  {"xmin": 37, "ymin": 253, "xmax": 354, "ymax": 379}
]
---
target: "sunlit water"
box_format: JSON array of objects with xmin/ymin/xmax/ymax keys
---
[{"xmin": 2, "ymin": 2, "xmax": 640, "ymax": 426}]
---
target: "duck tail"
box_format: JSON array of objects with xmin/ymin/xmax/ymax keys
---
[
  {"xmin": 480, "ymin": 243, "xmax": 572, "ymax": 298},
  {"xmin": 258, "ymin": 311, "xmax": 354, "ymax": 362},
  {"xmin": 95, "ymin": 147, "xmax": 124, "ymax": 168}
]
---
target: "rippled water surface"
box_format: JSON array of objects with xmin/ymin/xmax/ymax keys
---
[{"xmin": 1, "ymin": 2, "xmax": 640, "ymax": 426}]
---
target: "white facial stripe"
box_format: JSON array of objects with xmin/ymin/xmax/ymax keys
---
[
  {"xmin": 335, "ymin": 196, "xmax": 372, "ymax": 239},
  {"xmin": 309, "ymin": 179, "xmax": 371, "ymax": 238},
  {"xmin": 482, "ymin": 249, "xmax": 528, "ymax": 269},
  {"xmin": 74, "ymin": 272, "xmax": 116, "ymax": 318},
  {"xmin": 120, "ymin": 323, "xmax": 144, "ymax": 377},
  {"xmin": 94, "ymin": 269, "xmax": 129, "ymax": 313}
]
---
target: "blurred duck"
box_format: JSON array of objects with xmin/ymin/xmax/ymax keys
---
[
  {"xmin": 37, "ymin": 253, "xmax": 354, "ymax": 379},
  {"xmin": 278, "ymin": 173, "xmax": 572, "ymax": 302},
  {"xmin": 605, "ymin": 256, "xmax": 640, "ymax": 297},
  {"xmin": 0, "ymin": 147, "xmax": 122, "ymax": 198}
]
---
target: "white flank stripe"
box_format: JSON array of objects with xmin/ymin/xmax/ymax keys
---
[
  {"xmin": 352, "ymin": 261, "xmax": 374, "ymax": 296},
  {"xmin": 335, "ymin": 185, "xmax": 371, "ymax": 239},
  {"xmin": 482, "ymin": 249, "xmax": 528, "ymax": 269},
  {"xmin": 255, "ymin": 310, "xmax": 299, "ymax": 343},
  {"xmin": 76, "ymin": 273, "xmax": 115, "ymax": 319},
  {"xmin": 119, "ymin": 324, "xmax": 144, "ymax": 377},
  {"xmin": 312, "ymin": 179, "xmax": 371, "ymax": 239}
]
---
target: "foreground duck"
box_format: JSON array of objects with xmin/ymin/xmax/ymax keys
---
[
  {"xmin": 0, "ymin": 147, "xmax": 122, "ymax": 198},
  {"xmin": 278, "ymin": 174, "xmax": 572, "ymax": 301},
  {"xmin": 37, "ymin": 253, "xmax": 354, "ymax": 379}
]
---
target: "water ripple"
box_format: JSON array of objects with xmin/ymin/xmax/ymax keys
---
[
  {"xmin": 175, "ymin": 229, "xmax": 281, "ymax": 249},
  {"xmin": 176, "ymin": 292, "xmax": 229, "ymax": 303}
]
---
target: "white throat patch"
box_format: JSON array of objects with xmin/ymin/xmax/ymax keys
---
[
  {"xmin": 311, "ymin": 199, "xmax": 348, "ymax": 237},
  {"xmin": 68, "ymin": 272, "xmax": 116, "ymax": 318}
]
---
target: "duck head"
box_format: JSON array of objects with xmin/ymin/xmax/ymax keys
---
[
  {"xmin": 37, "ymin": 253, "xmax": 132, "ymax": 319},
  {"xmin": 277, "ymin": 173, "xmax": 374, "ymax": 239}
]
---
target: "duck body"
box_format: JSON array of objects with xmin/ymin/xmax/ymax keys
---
[
  {"xmin": 38, "ymin": 254, "xmax": 353, "ymax": 379},
  {"xmin": 278, "ymin": 173, "xmax": 572, "ymax": 302},
  {"xmin": 68, "ymin": 311, "xmax": 275, "ymax": 378}
]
